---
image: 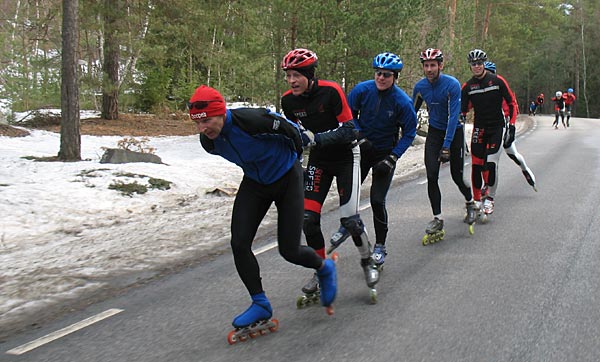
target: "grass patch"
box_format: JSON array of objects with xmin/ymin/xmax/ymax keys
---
[{"xmin": 108, "ymin": 180, "xmax": 148, "ymax": 196}]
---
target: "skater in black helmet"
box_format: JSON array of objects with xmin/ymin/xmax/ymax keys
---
[
  {"xmin": 461, "ymin": 49, "xmax": 518, "ymax": 220},
  {"xmin": 188, "ymin": 85, "xmax": 337, "ymax": 343}
]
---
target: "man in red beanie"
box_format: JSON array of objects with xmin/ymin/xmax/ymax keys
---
[{"xmin": 188, "ymin": 85, "xmax": 337, "ymax": 340}]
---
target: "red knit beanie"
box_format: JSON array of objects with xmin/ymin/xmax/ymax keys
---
[{"xmin": 188, "ymin": 85, "xmax": 226, "ymax": 120}]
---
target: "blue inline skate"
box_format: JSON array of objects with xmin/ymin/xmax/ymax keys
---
[
  {"xmin": 227, "ymin": 292, "xmax": 279, "ymax": 344},
  {"xmin": 317, "ymin": 259, "xmax": 337, "ymax": 315}
]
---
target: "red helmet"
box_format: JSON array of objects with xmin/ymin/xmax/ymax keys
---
[
  {"xmin": 419, "ymin": 48, "xmax": 443, "ymax": 63},
  {"xmin": 281, "ymin": 48, "xmax": 318, "ymax": 70}
]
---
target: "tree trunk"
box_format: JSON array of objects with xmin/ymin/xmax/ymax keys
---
[
  {"xmin": 101, "ymin": 0, "xmax": 120, "ymax": 120},
  {"xmin": 59, "ymin": 0, "xmax": 81, "ymax": 161}
]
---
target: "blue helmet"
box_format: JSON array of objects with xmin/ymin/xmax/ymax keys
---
[
  {"xmin": 373, "ymin": 52, "xmax": 404, "ymax": 71},
  {"xmin": 484, "ymin": 61, "xmax": 496, "ymax": 73},
  {"xmin": 567, "ymin": 88, "xmax": 574, "ymax": 93}
]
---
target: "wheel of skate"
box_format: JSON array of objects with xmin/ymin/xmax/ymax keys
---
[
  {"xmin": 370, "ymin": 289, "xmax": 377, "ymax": 304},
  {"xmin": 268, "ymin": 319, "xmax": 279, "ymax": 332},
  {"xmin": 296, "ymin": 296, "xmax": 306, "ymax": 309},
  {"xmin": 227, "ymin": 330, "xmax": 238, "ymax": 345},
  {"xmin": 468, "ymin": 224, "xmax": 474, "ymax": 235},
  {"xmin": 479, "ymin": 214, "xmax": 488, "ymax": 224},
  {"xmin": 249, "ymin": 331, "xmax": 258, "ymax": 338},
  {"xmin": 325, "ymin": 306, "xmax": 334, "ymax": 315},
  {"xmin": 331, "ymin": 252, "xmax": 339, "ymax": 262},
  {"xmin": 421, "ymin": 234, "xmax": 429, "ymax": 246}
]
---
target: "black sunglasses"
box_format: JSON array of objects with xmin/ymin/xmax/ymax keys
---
[
  {"xmin": 187, "ymin": 100, "xmax": 215, "ymax": 110},
  {"xmin": 375, "ymin": 70, "xmax": 394, "ymax": 78},
  {"xmin": 470, "ymin": 60, "xmax": 485, "ymax": 66}
]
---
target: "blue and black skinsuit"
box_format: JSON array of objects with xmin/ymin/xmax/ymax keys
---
[
  {"xmin": 199, "ymin": 107, "xmax": 323, "ymax": 295},
  {"xmin": 413, "ymin": 73, "xmax": 473, "ymax": 217},
  {"xmin": 347, "ymin": 80, "xmax": 417, "ymax": 244}
]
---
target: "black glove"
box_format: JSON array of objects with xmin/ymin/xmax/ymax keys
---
[
  {"xmin": 438, "ymin": 147, "xmax": 450, "ymax": 163},
  {"xmin": 460, "ymin": 114, "xmax": 467, "ymax": 123},
  {"xmin": 301, "ymin": 130, "xmax": 316, "ymax": 148},
  {"xmin": 373, "ymin": 154, "xmax": 398, "ymax": 176},
  {"xmin": 503, "ymin": 124, "xmax": 515, "ymax": 148}
]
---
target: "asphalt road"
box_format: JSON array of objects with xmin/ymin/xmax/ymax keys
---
[{"xmin": 3, "ymin": 116, "xmax": 600, "ymax": 362}]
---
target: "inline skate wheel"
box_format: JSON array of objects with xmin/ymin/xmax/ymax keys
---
[
  {"xmin": 268, "ymin": 319, "xmax": 279, "ymax": 332},
  {"xmin": 227, "ymin": 330, "xmax": 238, "ymax": 345},
  {"xmin": 468, "ymin": 224, "xmax": 474, "ymax": 235},
  {"xmin": 421, "ymin": 234, "xmax": 429, "ymax": 246},
  {"xmin": 331, "ymin": 252, "xmax": 339, "ymax": 262},
  {"xmin": 325, "ymin": 306, "xmax": 334, "ymax": 315},
  {"xmin": 296, "ymin": 296, "xmax": 307, "ymax": 309},
  {"xmin": 370, "ymin": 289, "xmax": 377, "ymax": 304}
]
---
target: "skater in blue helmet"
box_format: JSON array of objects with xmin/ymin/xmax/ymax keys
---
[
  {"xmin": 189, "ymin": 85, "xmax": 337, "ymax": 340},
  {"xmin": 564, "ymin": 88, "xmax": 576, "ymax": 127},
  {"xmin": 345, "ymin": 52, "xmax": 417, "ymax": 259},
  {"xmin": 413, "ymin": 48, "xmax": 477, "ymax": 241}
]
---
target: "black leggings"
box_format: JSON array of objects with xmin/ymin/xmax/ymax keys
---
[
  {"xmin": 230, "ymin": 162, "xmax": 322, "ymax": 295},
  {"xmin": 425, "ymin": 126, "xmax": 472, "ymax": 216},
  {"xmin": 359, "ymin": 144, "xmax": 394, "ymax": 244}
]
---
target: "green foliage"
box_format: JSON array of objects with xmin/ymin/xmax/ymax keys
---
[{"xmin": 1, "ymin": 0, "xmax": 600, "ymax": 118}]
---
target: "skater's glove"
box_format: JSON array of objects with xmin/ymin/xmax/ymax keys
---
[
  {"xmin": 438, "ymin": 148, "xmax": 450, "ymax": 163},
  {"xmin": 301, "ymin": 130, "xmax": 317, "ymax": 148},
  {"xmin": 460, "ymin": 114, "xmax": 467, "ymax": 123},
  {"xmin": 373, "ymin": 154, "xmax": 398, "ymax": 176},
  {"xmin": 503, "ymin": 124, "xmax": 516, "ymax": 148}
]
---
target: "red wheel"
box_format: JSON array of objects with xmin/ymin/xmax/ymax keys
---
[
  {"xmin": 227, "ymin": 330, "xmax": 237, "ymax": 345},
  {"xmin": 268, "ymin": 319, "xmax": 279, "ymax": 332},
  {"xmin": 259, "ymin": 329, "xmax": 267, "ymax": 335},
  {"xmin": 331, "ymin": 252, "xmax": 339, "ymax": 262},
  {"xmin": 325, "ymin": 306, "xmax": 334, "ymax": 315},
  {"xmin": 249, "ymin": 331, "xmax": 258, "ymax": 338}
]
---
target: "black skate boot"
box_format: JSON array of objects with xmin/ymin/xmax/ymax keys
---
[
  {"xmin": 296, "ymin": 273, "xmax": 320, "ymax": 308},
  {"xmin": 422, "ymin": 217, "xmax": 445, "ymax": 245}
]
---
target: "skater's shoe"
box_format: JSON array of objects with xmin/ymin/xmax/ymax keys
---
[
  {"xmin": 316, "ymin": 259, "xmax": 337, "ymax": 307},
  {"xmin": 422, "ymin": 217, "xmax": 445, "ymax": 245},
  {"xmin": 426, "ymin": 217, "xmax": 444, "ymax": 234},
  {"xmin": 464, "ymin": 201, "xmax": 477, "ymax": 224},
  {"xmin": 232, "ymin": 292, "xmax": 273, "ymax": 328},
  {"xmin": 301, "ymin": 272, "xmax": 319, "ymax": 294},
  {"xmin": 360, "ymin": 257, "xmax": 380, "ymax": 288},
  {"xmin": 371, "ymin": 243, "xmax": 387, "ymax": 267},
  {"xmin": 483, "ymin": 197, "xmax": 494, "ymax": 215},
  {"xmin": 327, "ymin": 225, "xmax": 350, "ymax": 254}
]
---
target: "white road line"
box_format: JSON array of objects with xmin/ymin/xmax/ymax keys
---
[
  {"xmin": 6, "ymin": 308, "xmax": 124, "ymax": 356},
  {"xmin": 254, "ymin": 242, "xmax": 278, "ymax": 255},
  {"xmin": 253, "ymin": 203, "xmax": 371, "ymax": 256}
]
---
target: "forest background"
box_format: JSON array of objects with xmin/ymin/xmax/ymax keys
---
[{"xmin": 0, "ymin": 0, "xmax": 598, "ymax": 126}]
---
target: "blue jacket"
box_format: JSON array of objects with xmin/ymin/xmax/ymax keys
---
[
  {"xmin": 347, "ymin": 80, "xmax": 417, "ymax": 158},
  {"xmin": 413, "ymin": 73, "xmax": 462, "ymax": 149},
  {"xmin": 199, "ymin": 108, "xmax": 303, "ymax": 185}
]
